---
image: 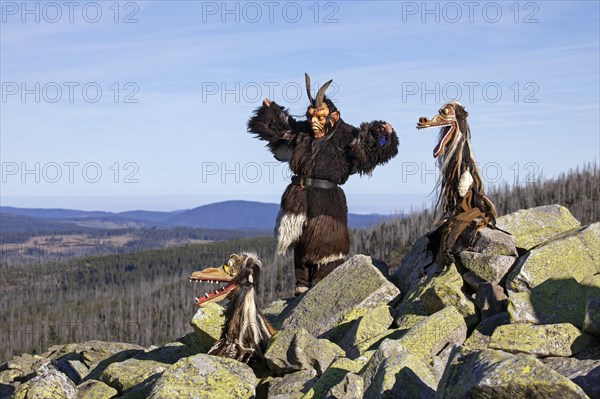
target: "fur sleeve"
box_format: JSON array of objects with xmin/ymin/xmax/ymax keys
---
[
  {"xmin": 349, "ymin": 121, "xmax": 399, "ymax": 175},
  {"xmin": 247, "ymin": 101, "xmax": 296, "ymax": 161}
]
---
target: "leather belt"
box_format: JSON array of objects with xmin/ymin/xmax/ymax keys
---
[{"xmin": 291, "ymin": 175, "xmax": 338, "ymax": 189}]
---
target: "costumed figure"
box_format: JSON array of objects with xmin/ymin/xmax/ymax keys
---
[
  {"xmin": 417, "ymin": 102, "xmax": 497, "ymax": 265},
  {"xmin": 248, "ymin": 74, "xmax": 399, "ymax": 295},
  {"xmin": 189, "ymin": 253, "xmax": 276, "ymax": 363}
]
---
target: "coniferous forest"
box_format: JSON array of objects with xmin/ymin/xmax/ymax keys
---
[{"xmin": 0, "ymin": 163, "xmax": 597, "ymax": 363}]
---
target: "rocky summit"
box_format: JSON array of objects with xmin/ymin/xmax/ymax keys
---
[{"xmin": 1, "ymin": 204, "xmax": 598, "ymax": 399}]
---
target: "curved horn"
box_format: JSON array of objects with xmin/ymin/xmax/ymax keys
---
[
  {"xmin": 305, "ymin": 73, "xmax": 314, "ymax": 104},
  {"xmin": 315, "ymin": 79, "xmax": 333, "ymax": 108}
]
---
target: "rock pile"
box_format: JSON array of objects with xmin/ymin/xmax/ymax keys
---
[{"xmin": 1, "ymin": 204, "xmax": 598, "ymax": 398}]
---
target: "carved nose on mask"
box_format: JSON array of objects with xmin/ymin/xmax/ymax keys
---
[{"xmin": 419, "ymin": 117, "xmax": 428, "ymax": 123}]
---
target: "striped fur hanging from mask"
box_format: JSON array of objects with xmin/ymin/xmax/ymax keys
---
[
  {"xmin": 417, "ymin": 102, "xmax": 497, "ymax": 265},
  {"xmin": 189, "ymin": 253, "xmax": 276, "ymax": 363}
]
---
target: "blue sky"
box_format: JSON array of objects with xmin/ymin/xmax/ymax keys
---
[{"xmin": 1, "ymin": 1, "xmax": 598, "ymax": 213}]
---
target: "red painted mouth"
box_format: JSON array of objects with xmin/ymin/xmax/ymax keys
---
[
  {"xmin": 417, "ymin": 115, "xmax": 455, "ymax": 159},
  {"xmin": 192, "ymin": 281, "xmax": 238, "ymax": 307},
  {"xmin": 189, "ymin": 266, "xmax": 237, "ymax": 307},
  {"xmin": 433, "ymin": 125, "xmax": 455, "ymax": 158}
]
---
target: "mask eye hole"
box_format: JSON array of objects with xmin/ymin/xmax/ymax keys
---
[
  {"xmin": 442, "ymin": 108, "xmax": 450, "ymax": 115},
  {"xmin": 224, "ymin": 259, "xmax": 234, "ymax": 275}
]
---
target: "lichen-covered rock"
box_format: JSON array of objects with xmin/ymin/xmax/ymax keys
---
[
  {"xmin": 462, "ymin": 271, "xmax": 485, "ymax": 291},
  {"xmin": 392, "ymin": 250, "xmax": 478, "ymax": 332},
  {"xmin": 430, "ymin": 344, "xmax": 455, "ymax": 384},
  {"xmin": 100, "ymin": 358, "xmax": 167, "ymax": 392},
  {"xmin": 189, "ymin": 303, "xmax": 225, "ymax": 352},
  {"xmin": 337, "ymin": 304, "xmax": 393, "ymax": 351},
  {"xmin": 59, "ymin": 357, "xmax": 89, "ymax": 384},
  {"xmin": 394, "ymin": 306, "xmax": 467, "ymax": 361},
  {"xmin": 13, "ymin": 364, "xmax": 77, "ymax": 399},
  {"xmin": 418, "ymin": 264, "xmax": 478, "ymax": 328},
  {"xmin": 459, "ymin": 251, "xmax": 516, "ymax": 285},
  {"xmin": 37, "ymin": 341, "xmax": 147, "ymax": 385},
  {"xmin": 392, "ymin": 233, "xmax": 443, "ymax": 295},
  {"xmin": 475, "ymin": 282, "xmax": 508, "ymax": 319},
  {"xmin": 267, "ymin": 369, "xmax": 318, "ymax": 399},
  {"xmin": 542, "ymin": 356, "xmax": 600, "ymax": 399},
  {"xmin": 175, "ymin": 332, "xmax": 203, "ymax": 354},
  {"xmin": 0, "ymin": 368, "xmax": 21, "ymax": 385},
  {"xmin": 393, "ymin": 290, "xmax": 429, "ymax": 332},
  {"xmin": 437, "ymin": 347, "xmax": 590, "ymax": 398},
  {"xmin": 148, "ymin": 354, "xmax": 257, "ymax": 399},
  {"xmin": 133, "ymin": 342, "xmax": 194, "ymax": 365},
  {"xmin": 4, "ymin": 353, "xmax": 45, "ymax": 373},
  {"xmin": 46, "ymin": 354, "xmax": 85, "ymax": 382},
  {"xmin": 394, "ymin": 263, "xmax": 471, "ymax": 326},
  {"xmin": 471, "ymin": 227, "xmax": 518, "ymax": 257},
  {"xmin": 119, "ymin": 374, "xmax": 163, "ymax": 399},
  {"xmin": 265, "ymin": 328, "xmax": 345, "ymax": 376},
  {"xmin": 282, "ymin": 255, "xmax": 400, "ymax": 338},
  {"xmin": 0, "ymin": 353, "xmax": 47, "ymax": 385},
  {"xmin": 353, "ymin": 351, "xmax": 376, "ymax": 371},
  {"xmin": 301, "ymin": 357, "xmax": 363, "ymax": 399},
  {"xmin": 394, "ymin": 313, "xmax": 427, "ymax": 331},
  {"xmin": 508, "ymin": 278, "xmax": 588, "ymax": 328},
  {"xmin": 262, "ymin": 296, "xmax": 303, "ymax": 330},
  {"xmin": 583, "ymin": 297, "xmax": 600, "ymax": 336},
  {"xmin": 351, "ymin": 328, "xmax": 406, "ymax": 358},
  {"xmin": 496, "ymin": 204, "xmax": 581, "ymax": 250},
  {"xmin": 361, "ymin": 340, "xmax": 436, "ymax": 399},
  {"xmin": 506, "ymin": 223, "xmax": 599, "ymax": 292},
  {"xmin": 488, "ymin": 323, "xmax": 598, "ymax": 357},
  {"xmin": 76, "ymin": 380, "xmax": 118, "ymax": 399},
  {"xmin": 325, "ymin": 372, "xmax": 363, "ymax": 399},
  {"xmin": 464, "ymin": 312, "xmax": 511, "ymax": 350},
  {"xmin": 43, "ymin": 341, "xmax": 145, "ymax": 370}
]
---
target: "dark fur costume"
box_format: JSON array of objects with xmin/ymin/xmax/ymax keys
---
[
  {"xmin": 248, "ymin": 100, "xmax": 398, "ymax": 288},
  {"xmin": 433, "ymin": 150, "xmax": 497, "ymax": 266},
  {"xmin": 190, "ymin": 253, "xmax": 275, "ymax": 363},
  {"xmin": 207, "ymin": 259, "xmax": 273, "ymax": 363},
  {"xmin": 418, "ymin": 102, "xmax": 496, "ymax": 266}
]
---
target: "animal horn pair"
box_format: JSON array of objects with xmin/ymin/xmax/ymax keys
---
[{"xmin": 305, "ymin": 73, "xmax": 333, "ymax": 108}]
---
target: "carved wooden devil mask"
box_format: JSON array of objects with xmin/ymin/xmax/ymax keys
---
[{"xmin": 305, "ymin": 73, "xmax": 340, "ymax": 138}]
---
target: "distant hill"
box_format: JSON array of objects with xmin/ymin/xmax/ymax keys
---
[
  {"xmin": 1, "ymin": 201, "xmax": 391, "ymax": 231},
  {"xmin": 0, "ymin": 206, "xmax": 178, "ymax": 224},
  {"xmin": 161, "ymin": 200, "xmax": 279, "ymax": 229},
  {"xmin": 0, "ymin": 206, "xmax": 112, "ymax": 220},
  {"xmin": 0, "ymin": 213, "xmax": 94, "ymax": 241},
  {"xmin": 116, "ymin": 210, "xmax": 179, "ymax": 223},
  {"xmin": 161, "ymin": 200, "xmax": 388, "ymax": 229}
]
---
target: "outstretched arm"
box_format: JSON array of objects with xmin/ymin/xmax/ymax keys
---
[
  {"xmin": 247, "ymin": 99, "xmax": 298, "ymax": 162},
  {"xmin": 349, "ymin": 121, "xmax": 399, "ymax": 175}
]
